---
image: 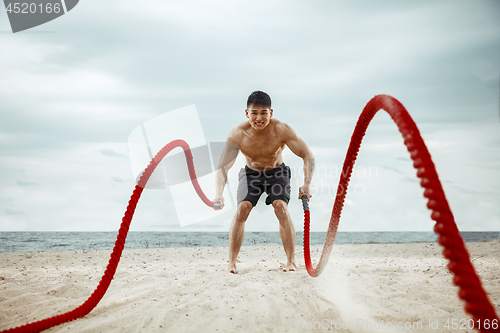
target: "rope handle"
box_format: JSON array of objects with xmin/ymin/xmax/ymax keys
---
[{"xmin": 299, "ymin": 187, "xmax": 309, "ymax": 211}]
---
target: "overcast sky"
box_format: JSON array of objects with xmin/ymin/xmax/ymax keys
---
[{"xmin": 1, "ymin": 0, "xmax": 499, "ymax": 232}]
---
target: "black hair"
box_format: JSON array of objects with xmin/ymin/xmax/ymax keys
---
[{"xmin": 247, "ymin": 91, "xmax": 271, "ymax": 108}]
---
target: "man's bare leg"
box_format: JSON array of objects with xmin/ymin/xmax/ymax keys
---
[
  {"xmin": 272, "ymin": 200, "xmax": 296, "ymax": 271},
  {"xmin": 228, "ymin": 201, "xmax": 252, "ymax": 274}
]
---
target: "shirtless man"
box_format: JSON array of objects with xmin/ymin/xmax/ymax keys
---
[{"xmin": 213, "ymin": 91, "xmax": 314, "ymax": 274}]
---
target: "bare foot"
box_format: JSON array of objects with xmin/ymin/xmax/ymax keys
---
[
  {"xmin": 283, "ymin": 262, "xmax": 297, "ymax": 272},
  {"xmin": 227, "ymin": 262, "xmax": 237, "ymax": 274}
]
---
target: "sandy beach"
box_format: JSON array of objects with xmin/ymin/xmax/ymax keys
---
[{"xmin": 1, "ymin": 240, "xmax": 499, "ymax": 332}]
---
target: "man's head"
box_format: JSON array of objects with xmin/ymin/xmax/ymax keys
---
[
  {"xmin": 247, "ymin": 90, "xmax": 271, "ymax": 109},
  {"xmin": 245, "ymin": 91, "xmax": 273, "ymax": 131}
]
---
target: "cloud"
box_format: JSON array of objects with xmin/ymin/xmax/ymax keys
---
[
  {"xmin": 111, "ymin": 177, "xmax": 125, "ymax": 183},
  {"xmin": 345, "ymin": 199, "xmax": 355, "ymax": 206},
  {"xmin": 452, "ymin": 185, "xmax": 497, "ymax": 197},
  {"xmin": 16, "ymin": 180, "xmax": 37, "ymax": 186},
  {"xmin": 382, "ymin": 166, "xmax": 406, "ymax": 175},
  {"xmin": 95, "ymin": 148, "xmax": 126, "ymax": 158},
  {"xmin": 401, "ymin": 177, "xmax": 419, "ymax": 184},
  {"xmin": 5, "ymin": 209, "xmax": 25, "ymax": 215},
  {"xmin": 0, "ymin": 1, "xmax": 499, "ymax": 231}
]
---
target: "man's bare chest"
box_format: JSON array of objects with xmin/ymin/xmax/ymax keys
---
[{"xmin": 238, "ymin": 135, "xmax": 284, "ymax": 160}]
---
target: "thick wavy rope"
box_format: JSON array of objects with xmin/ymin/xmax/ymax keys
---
[
  {"xmin": 1, "ymin": 139, "xmax": 216, "ymax": 333},
  {"xmin": 2, "ymin": 96, "xmax": 498, "ymax": 332},
  {"xmin": 301, "ymin": 94, "xmax": 499, "ymax": 332}
]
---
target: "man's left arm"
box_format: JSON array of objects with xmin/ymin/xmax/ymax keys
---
[{"xmin": 282, "ymin": 123, "xmax": 315, "ymax": 200}]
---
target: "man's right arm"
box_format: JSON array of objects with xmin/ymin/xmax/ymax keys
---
[{"xmin": 213, "ymin": 137, "xmax": 240, "ymax": 210}]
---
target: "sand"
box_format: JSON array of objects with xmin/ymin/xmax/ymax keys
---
[{"xmin": 1, "ymin": 240, "xmax": 499, "ymax": 332}]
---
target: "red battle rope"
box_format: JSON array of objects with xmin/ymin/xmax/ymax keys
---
[
  {"xmin": 1, "ymin": 139, "xmax": 216, "ymax": 333},
  {"xmin": 2, "ymin": 95, "xmax": 498, "ymax": 332},
  {"xmin": 301, "ymin": 95, "xmax": 499, "ymax": 331}
]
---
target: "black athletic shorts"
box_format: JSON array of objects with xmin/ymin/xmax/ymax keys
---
[{"xmin": 236, "ymin": 163, "xmax": 291, "ymax": 207}]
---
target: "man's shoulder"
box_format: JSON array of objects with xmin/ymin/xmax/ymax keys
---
[
  {"xmin": 271, "ymin": 119, "xmax": 294, "ymax": 137},
  {"xmin": 271, "ymin": 118, "xmax": 288, "ymax": 129},
  {"xmin": 227, "ymin": 121, "xmax": 249, "ymax": 143}
]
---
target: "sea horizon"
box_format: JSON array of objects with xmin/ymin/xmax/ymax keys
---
[{"xmin": 1, "ymin": 231, "xmax": 498, "ymax": 253}]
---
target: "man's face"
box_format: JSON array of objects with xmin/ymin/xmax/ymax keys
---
[{"xmin": 245, "ymin": 104, "xmax": 273, "ymax": 131}]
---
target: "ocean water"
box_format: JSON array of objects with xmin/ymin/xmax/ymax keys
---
[{"xmin": 0, "ymin": 231, "xmax": 498, "ymax": 253}]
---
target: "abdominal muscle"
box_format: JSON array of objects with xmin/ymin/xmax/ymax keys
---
[{"xmin": 241, "ymin": 145, "xmax": 285, "ymax": 171}]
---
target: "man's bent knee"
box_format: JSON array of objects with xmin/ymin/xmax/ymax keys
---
[
  {"xmin": 235, "ymin": 201, "xmax": 252, "ymax": 222},
  {"xmin": 272, "ymin": 200, "xmax": 289, "ymax": 219},
  {"xmin": 272, "ymin": 199, "xmax": 287, "ymax": 210}
]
